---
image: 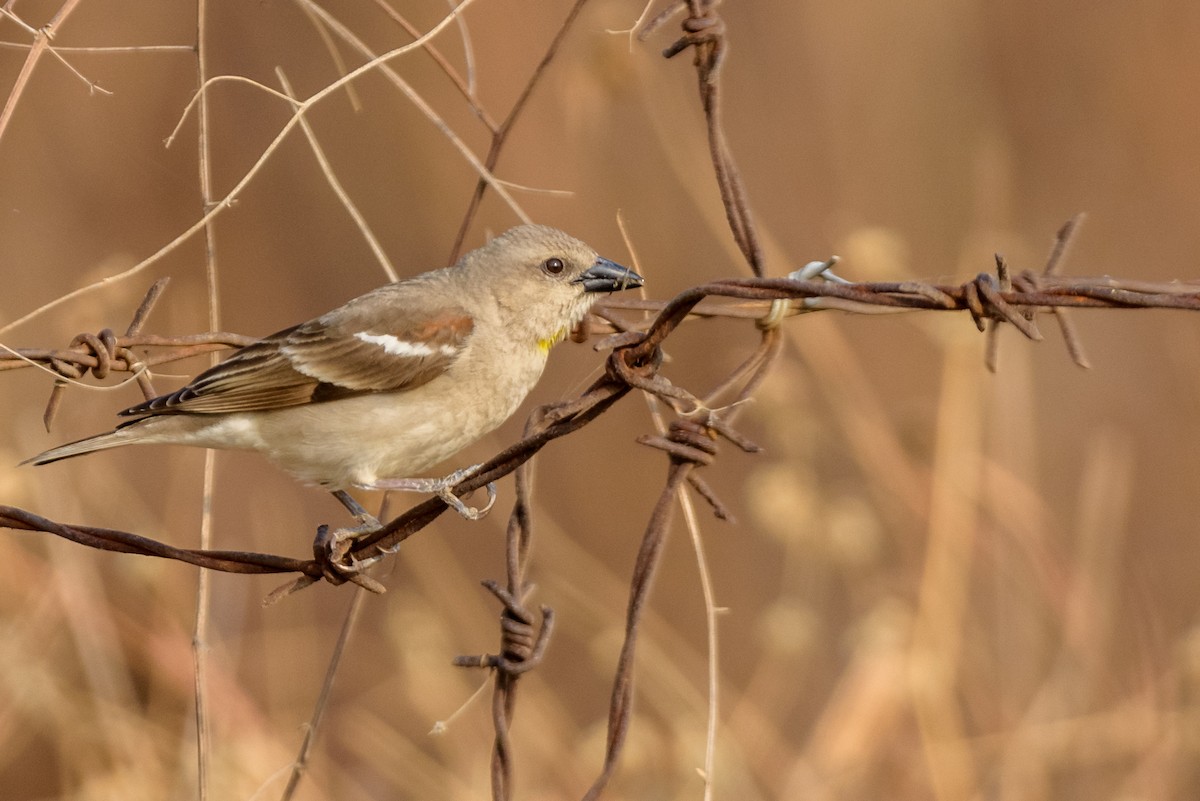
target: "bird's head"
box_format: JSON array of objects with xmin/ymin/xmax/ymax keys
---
[{"xmin": 465, "ymin": 224, "xmax": 644, "ymax": 351}]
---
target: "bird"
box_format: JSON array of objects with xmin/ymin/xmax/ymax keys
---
[{"xmin": 25, "ymin": 224, "xmax": 643, "ymax": 549}]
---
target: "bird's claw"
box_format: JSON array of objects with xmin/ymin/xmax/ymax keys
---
[
  {"xmin": 359, "ymin": 465, "xmax": 498, "ymax": 521},
  {"xmin": 437, "ymin": 480, "xmax": 497, "ymax": 520},
  {"xmin": 317, "ymin": 514, "xmax": 385, "ymax": 574}
]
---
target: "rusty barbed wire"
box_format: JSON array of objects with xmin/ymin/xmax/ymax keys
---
[
  {"xmin": 641, "ymin": 0, "xmax": 764, "ymax": 277},
  {"xmin": 8, "ymin": 268, "xmax": 1199, "ymax": 394},
  {"xmin": 582, "ymin": 7, "xmax": 768, "ymax": 792},
  {"xmin": 450, "ymin": 405, "xmax": 556, "ymax": 800},
  {"xmin": 4, "ymin": 265, "xmax": 1094, "ymax": 564}
]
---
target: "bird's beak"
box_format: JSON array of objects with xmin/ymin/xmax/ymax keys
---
[{"xmin": 575, "ymin": 257, "xmax": 644, "ymax": 293}]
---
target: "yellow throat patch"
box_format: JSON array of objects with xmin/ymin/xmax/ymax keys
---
[{"xmin": 537, "ymin": 326, "xmax": 567, "ymax": 353}]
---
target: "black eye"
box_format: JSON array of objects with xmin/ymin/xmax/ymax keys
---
[{"xmin": 542, "ymin": 257, "xmax": 565, "ymax": 275}]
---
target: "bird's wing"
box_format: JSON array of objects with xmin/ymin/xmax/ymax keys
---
[{"xmin": 122, "ymin": 295, "xmax": 474, "ymax": 416}]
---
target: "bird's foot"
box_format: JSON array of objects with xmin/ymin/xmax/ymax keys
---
[
  {"xmin": 322, "ymin": 489, "xmax": 387, "ymax": 573},
  {"xmin": 318, "ymin": 515, "xmax": 388, "ymax": 574},
  {"xmin": 361, "ymin": 465, "xmax": 497, "ymax": 520}
]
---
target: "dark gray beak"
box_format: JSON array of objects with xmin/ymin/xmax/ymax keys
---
[{"xmin": 575, "ymin": 257, "xmax": 644, "ymax": 293}]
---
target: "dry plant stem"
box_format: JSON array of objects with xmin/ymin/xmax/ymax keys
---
[
  {"xmin": 0, "ymin": 0, "xmax": 85, "ymax": 146},
  {"xmin": 0, "ymin": 5, "xmax": 112, "ymax": 95},
  {"xmin": 0, "ymin": 41, "xmax": 194, "ymax": 53},
  {"xmin": 674, "ymin": 471, "xmax": 717, "ymax": 798},
  {"xmin": 644, "ymin": 396, "xmax": 721, "ymax": 800},
  {"xmin": 445, "ymin": 0, "xmax": 479, "ymax": 96},
  {"xmin": 0, "ymin": 0, "xmax": 501, "ymax": 339},
  {"xmin": 276, "ymin": 68, "xmax": 398, "ymax": 281},
  {"xmin": 293, "ymin": 0, "xmax": 530, "ymax": 227},
  {"xmin": 297, "ymin": 2, "xmax": 363, "ymax": 112},
  {"xmin": 281, "ymin": 586, "xmax": 368, "ymax": 801},
  {"xmin": 449, "ymin": 0, "xmax": 594, "ymax": 261},
  {"xmin": 194, "ymin": 3, "xmax": 220, "ymax": 792},
  {"xmin": 195, "ymin": 455, "xmax": 216, "ymax": 801},
  {"xmin": 367, "ymin": 0, "xmax": 497, "ymax": 131}
]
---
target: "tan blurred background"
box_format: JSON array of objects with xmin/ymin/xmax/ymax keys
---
[{"xmin": 2, "ymin": 2, "xmax": 1200, "ymax": 799}]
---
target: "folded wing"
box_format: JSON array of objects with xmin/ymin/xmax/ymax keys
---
[{"xmin": 122, "ymin": 294, "xmax": 473, "ymax": 416}]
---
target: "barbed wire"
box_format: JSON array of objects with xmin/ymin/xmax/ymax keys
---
[{"xmin": 7, "ymin": 266, "xmax": 1200, "ymax": 391}]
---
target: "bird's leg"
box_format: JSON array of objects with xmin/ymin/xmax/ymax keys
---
[
  {"xmin": 322, "ymin": 489, "xmax": 385, "ymax": 572},
  {"xmin": 331, "ymin": 489, "xmax": 382, "ymax": 532},
  {"xmin": 359, "ymin": 465, "xmax": 497, "ymax": 521}
]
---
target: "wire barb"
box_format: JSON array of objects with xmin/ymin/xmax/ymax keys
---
[
  {"xmin": 453, "ymin": 580, "xmax": 554, "ymax": 676},
  {"xmin": 41, "ymin": 278, "xmax": 170, "ymax": 430}
]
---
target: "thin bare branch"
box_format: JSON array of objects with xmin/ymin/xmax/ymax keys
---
[
  {"xmin": 367, "ymin": 0, "xmax": 496, "ymax": 130},
  {"xmin": 0, "ymin": 0, "xmax": 87, "ymax": 146},
  {"xmin": 281, "ymin": 587, "xmax": 368, "ymax": 801},
  {"xmin": 276, "ymin": 68, "xmax": 398, "ymax": 281},
  {"xmin": 0, "ymin": 0, "xmax": 503, "ymax": 338},
  {"xmin": 193, "ymin": 3, "xmax": 220, "ymax": 794}
]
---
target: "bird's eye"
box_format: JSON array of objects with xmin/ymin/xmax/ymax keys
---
[{"xmin": 542, "ymin": 257, "xmax": 565, "ymax": 275}]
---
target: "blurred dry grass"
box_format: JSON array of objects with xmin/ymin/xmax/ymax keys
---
[{"xmin": 2, "ymin": 2, "xmax": 1200, "ymax": 800}]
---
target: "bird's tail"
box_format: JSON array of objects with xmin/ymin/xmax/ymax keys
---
[{"xmin": 21, "ymin": 423, "xmax": 146, "ymax": 466}]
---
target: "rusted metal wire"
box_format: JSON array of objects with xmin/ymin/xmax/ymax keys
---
[
  {"xmin": 450, "ymin": 403, "xmax": 555, "ymax": 799},
  {"xmin": 578, "ymin": 331, "xmax": 780, "ymax": 801},
  {"xmin": 0, "ymin": 505, "xmax": 310, "ymax": 574},
  {"xmin": 582, "ymin": 458, "xmax": 693, "ymax": 801},
  {"xmin": 642, "ymin": 0, "xmax": 764, "ymax": 277},
  {"xmin": 7, "ymin": 268, "xmax": 1200, "ymax": 396}
]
